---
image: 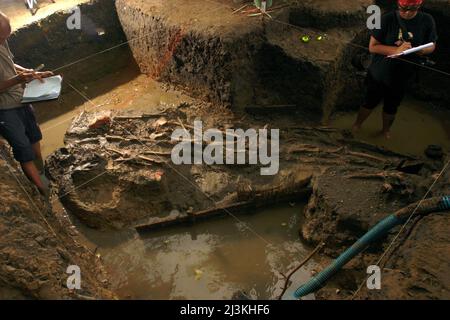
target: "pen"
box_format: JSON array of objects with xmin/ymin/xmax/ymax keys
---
[{"xmin": 34, "ymin": 64, "xmax": 45, "ymax": 71}]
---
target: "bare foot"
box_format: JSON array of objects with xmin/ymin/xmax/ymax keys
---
[
  {"xmin": 38, "ymin": 185, "xmax": 50, "ymax": 199},
  {"xmin": 352, "ymin": 124, "xmax": 361, "ymax": 135}
]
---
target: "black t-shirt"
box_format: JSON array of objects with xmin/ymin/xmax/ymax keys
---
[{"xmin": 369, "ymin": 11, "xmax": 438, "ymax": 87}]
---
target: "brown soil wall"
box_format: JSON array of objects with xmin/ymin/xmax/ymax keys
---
[{"xmin": 0, "ymin": 144, "xmax": 114, "ymax": 299}]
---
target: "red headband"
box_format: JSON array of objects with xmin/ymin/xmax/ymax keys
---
[{"xmin": 398, "ymin": 0, "xmax": 423, "ymax": 6}]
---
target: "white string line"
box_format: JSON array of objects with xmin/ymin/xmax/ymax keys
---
[
  {"xmin": 0, "ymin": 146, "xmax": 103, "ymax": 256},
  {"xmin": 66, "ymin": 81, "xmax": 276, "ymax": 247},
  {"xmin": 50, "ymin": 1, "xmax": 227, "ymax": 74},
  {"xmin": 43, "ymin": 26, "xmax": 189, "ymax": 134},
  {"xmin": 351, "ymin": 159, "xmax": 450, "ymax": 299},
  {"xmin": 52, "ymin": 155, "xmax": 131, "ymax": 204},
  {"xmin": 0, "ymin": 150, "xmax": 61, "ymax": 243},
  {"xmin": 40, "ymin": 82, "xmax": 107, "ymax": 134},
  {"xmin": 41, "ymin": 77, "xmax": 132, "ymax": 135},
  {"xmin": 51, "ymin": 32, "xmax": 149, "ymax": 73},
  {"xmin": 0, "ymin": 150, "xmax": 100, "ymax": 270}
]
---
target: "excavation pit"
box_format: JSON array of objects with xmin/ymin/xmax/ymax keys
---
[{"xmin": 1, "ymin": 0, "xmax": 449, "ymax": 300}]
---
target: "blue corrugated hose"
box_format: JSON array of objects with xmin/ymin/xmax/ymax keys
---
[
  {"xmin": 439, "ymin": 196, "xmax": 450, "ymax": 210},
  {"xmin": 292, "ymin": 196, "xmax": 450, "ymax": 299}
]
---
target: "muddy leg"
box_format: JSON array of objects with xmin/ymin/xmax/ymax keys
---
[
  {"xmin": 382, "ymin": 112, "xmax": 396, "ymax": 140},
  {"xmin": 21, "ymin": 161, "xmax": 47, "ymax": 196},
  {"xmin": 32, "ymin": 141, "xmax": 50, "ymax": 194},
  {"xmin": 352, "ymin": 107, "xmax": 373, "ymax": 133},
  {"xmin": 32, "ymin": 142, "xmax": 44, "ymax": 173}
]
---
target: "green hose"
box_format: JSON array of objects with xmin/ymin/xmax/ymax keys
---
[{"xmin": 292, "ymin": 196, "xmax": 450, "ymax": 299}]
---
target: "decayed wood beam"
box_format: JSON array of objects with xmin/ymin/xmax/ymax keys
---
[{"xmin": 135, "ymin": 182, "xmax": 313, "ymax": 233}]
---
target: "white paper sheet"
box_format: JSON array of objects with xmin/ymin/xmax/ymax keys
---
[
  {"xmin": 21, "ymin": 75, "xmax": 62, "ymax": 103},
  {"xmin": 388, "ymin": 42, "xmax": 435, "ymax": 58}
]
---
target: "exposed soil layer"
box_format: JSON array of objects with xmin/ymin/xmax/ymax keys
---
[
  {"xmin": 116, "ymin": 0, "xmax": 450, "ymax": 119},
  {"xmin": 0, "ymin": 144, "xmax": 114, "ymax": 299},
  {"xmin": 9, "ymin": 0, "xmax": 130, "ymax": 90},
  {"xmin": 115, "ymin": 0, "xmax": 374, "ymax": 120},
  {"xmin": 366, "ymin": 211, "xmax": 450, "ymax": 299}
]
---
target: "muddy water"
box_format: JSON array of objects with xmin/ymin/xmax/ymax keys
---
[
  {"xmin": 73, "ymin": 203, "xmax": 316, "ymax": 300},
  {"xmin": 330, "ymin": 97, "xmax": 450, "ymax": 156}
]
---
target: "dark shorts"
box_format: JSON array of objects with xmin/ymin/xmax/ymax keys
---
[
  {"xmin": 364, "ymin": 73, "xmax": 406, "ymax": 115},
  {"xmin": 0, "ymin": 105, "xmax": 42, "ymax": 163}
]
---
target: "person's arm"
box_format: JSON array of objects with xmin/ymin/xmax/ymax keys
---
[
  {"xmin": 0, "ymin": 77, "xmax": 20, "ymax": 93},
  {"xmin": 0, "ymin": 72, "xmax": 36, "ymax": 93},
  {"xmin": 14, "ymin": 64, "xmax": 32, "ymax": 73},
  {"xmin": 418, "ymin": 15, "xmax": 438, "ymax": 56},
  {"xmin": 369, "ymin": 36, "xmax": 412, "ymax": 56},
  {"xmin": 417, "ymin": 43, "xmax": 436, "ymax": 56},
  {"xmin": 14, "ymin": 64, "xmax": 54, "ymax": 82}
]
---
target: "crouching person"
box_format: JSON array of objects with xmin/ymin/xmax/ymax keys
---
[{"xmin": 353, "ymin": 0, "xmax": 437, "ymax": 139}]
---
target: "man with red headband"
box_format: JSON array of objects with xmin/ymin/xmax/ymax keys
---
[{"xmin": 353, "ymin": 0, "xmax": 437, "ymax": 139}]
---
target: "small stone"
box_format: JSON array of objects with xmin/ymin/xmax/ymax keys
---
[
  {"xmin": 194, "ymin": 269, "xmax": 203, "ymax": 280},
  {"xmin": 336, "ymin": 289, "xmax": 341, "ymax": 294},
  {"xmin": 35, "ymin": 236, "xmax": 45, "ymax": 244},
  {"xmin": 382, "ymin": 183, "xmax": 393, "ymax": 193},
  {"xmin": 5, "ymin": 265, "xmax": 16, "ymax": 272}
]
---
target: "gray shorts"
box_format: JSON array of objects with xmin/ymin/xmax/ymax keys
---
[{"xmin": 0, "ymin": 104, "xmax": 42, "ymax": 163}]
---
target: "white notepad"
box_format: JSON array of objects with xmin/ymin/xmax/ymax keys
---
[
  {"xmin": 388, "ymin": 42, "xmax": 434, "ymax": 58},
  {"xmin": 21, "ymin": 75, "xmax": 62, "ymax": 103}
]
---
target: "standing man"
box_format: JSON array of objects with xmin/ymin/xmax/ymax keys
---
[
  {"xmin": 353, "ymin": 0, "xmax": 437, "ymax": 139},
  {"xmin": 0, "ymin": 11, "xmax": 53, "ymax": 195}
]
